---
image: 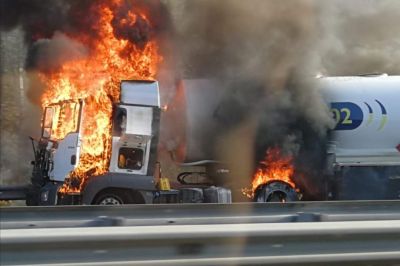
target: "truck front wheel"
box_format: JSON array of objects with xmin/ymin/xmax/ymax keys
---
[{"xmin": 93, "ymin": 189, "xmax": 134, "ymax": 205}]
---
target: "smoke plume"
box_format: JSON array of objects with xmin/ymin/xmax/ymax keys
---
[
  {"xmin": 164, "ymin": 0, "xmax": 333, "ymax": 196},
  {"xmin": 318, "ymin": 0, "xmax": 400, "ymax": 75}
]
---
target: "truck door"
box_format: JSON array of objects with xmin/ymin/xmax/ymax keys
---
[{"xmin": 43, "ymin": 100, "xmax": 84, "ymax": 182}]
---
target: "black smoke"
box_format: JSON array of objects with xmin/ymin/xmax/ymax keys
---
[{"xmin": 1, "ymin": 0, "xmax": 173, "ymax": 70}]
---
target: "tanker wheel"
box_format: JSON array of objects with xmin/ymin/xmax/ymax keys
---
[{"xmin": 93, "ymin": 189, "xmax": 134, "ymax": 205}]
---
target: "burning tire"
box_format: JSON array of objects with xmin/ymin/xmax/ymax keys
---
[
  {"xmin": 254, "ymin": 181, "xmax": 299, "ymax": 202},
  {"xmin": 93, "ymin": 189, "xmax": 134, "ymax": 205}
]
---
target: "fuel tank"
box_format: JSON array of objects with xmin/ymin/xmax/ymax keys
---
[{"xmin": 320, "ymin": 74, "xmax": 400, "ymax": 166}]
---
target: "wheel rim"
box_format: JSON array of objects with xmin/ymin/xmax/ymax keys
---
[{"xmin": 99, "ymin": 196, "xmax": 122, "ymax": 205}]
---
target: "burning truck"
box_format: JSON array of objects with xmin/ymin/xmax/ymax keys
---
[{"xmin": 4, "ymin": 74, "xmax": 397, "ymax": 205}]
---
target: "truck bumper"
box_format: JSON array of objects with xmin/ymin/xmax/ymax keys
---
[{"xmin": 39, "ymin": 182, "xmax": 63, "ymax": 205}]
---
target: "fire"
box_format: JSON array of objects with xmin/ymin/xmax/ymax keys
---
[
  {"xmin": 38, "ymin": 0, "xmax": 162, "ymax": 193},
  {"xmin": 243, "ymin": 147, "xmax": 297, "ymax": 198}
]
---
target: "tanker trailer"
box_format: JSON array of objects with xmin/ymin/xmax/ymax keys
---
[
  {"xmin": 320, "ymin": 74, "xmax": 400, "ymax": 200},
  {"xmin": 162, "ymin": 75, "xmax": 400, "ymax": 202}
]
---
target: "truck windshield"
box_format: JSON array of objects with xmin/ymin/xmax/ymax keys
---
[{"xmin": 42, "ymin": 107, "xmax": 54, "ymax": 138}]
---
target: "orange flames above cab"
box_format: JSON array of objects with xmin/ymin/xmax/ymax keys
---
[
  {"xmin": 38, "ymin": 0, "xmax": 162, "ymax": 193},
  {"xmin": 243, "ymin": 147, "xmax": 297, "ymax": 198}
]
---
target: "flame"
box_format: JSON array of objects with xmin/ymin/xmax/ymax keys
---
[
  {"xmin": 38, "ymin": 0, "xmax": 161, "ymax": 193},
  {"xmin": 243, "ymin": 147, "xmax": 297, "ymax": 198},
  {"xmin": 161, "ymin": 104, "xmax": 169, "ymax": 112}
]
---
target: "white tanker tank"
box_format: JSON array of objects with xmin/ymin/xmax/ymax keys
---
[{"xmin": 320, "ymin": 74, "xmax": 400, "ymax": 167}]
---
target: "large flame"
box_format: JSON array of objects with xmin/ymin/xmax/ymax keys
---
[
  {"xmin": 243, "ymin": 147, "xmax": 297, "ymax": 198},
  {"xmin": 39, "ymin": 0, "xmax": 161, "ymax": 193}
]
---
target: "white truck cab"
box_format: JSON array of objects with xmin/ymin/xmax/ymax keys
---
[{"xmin": 36, "ymin": 81, "xmax": 161, "ymax": 205}]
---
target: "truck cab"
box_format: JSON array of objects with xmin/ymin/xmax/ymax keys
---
[
  {"xmin": 33, "ymin": 81, "xmax": 161, "ymax": 205},
  {"xmin": 82, "ymin": 80, "xmax": 161, "ymax": 205}
]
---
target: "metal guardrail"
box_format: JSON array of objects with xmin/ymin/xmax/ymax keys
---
[
  {"xmin": 1, "ymin": 200, "xmax": 400, "ymax": 229},
  {"xmin": 2, "ymin": 201, "xmax": 400, "ymax": 265},
  {"xmin": 1, "ymin": 220, "xmax": 400, "ymax": 265},
  {"xmin": 0, "ymin": 185, "xmax": 29, "ymax": 200}
]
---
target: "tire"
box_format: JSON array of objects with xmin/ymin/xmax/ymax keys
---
[
  {"xmin": 255, "ymin": 181, "xmax": 299, "ymax": 203},
  {"xmin": 93, "ymin": 189, "xmax": 134, "ymax": 205}
]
